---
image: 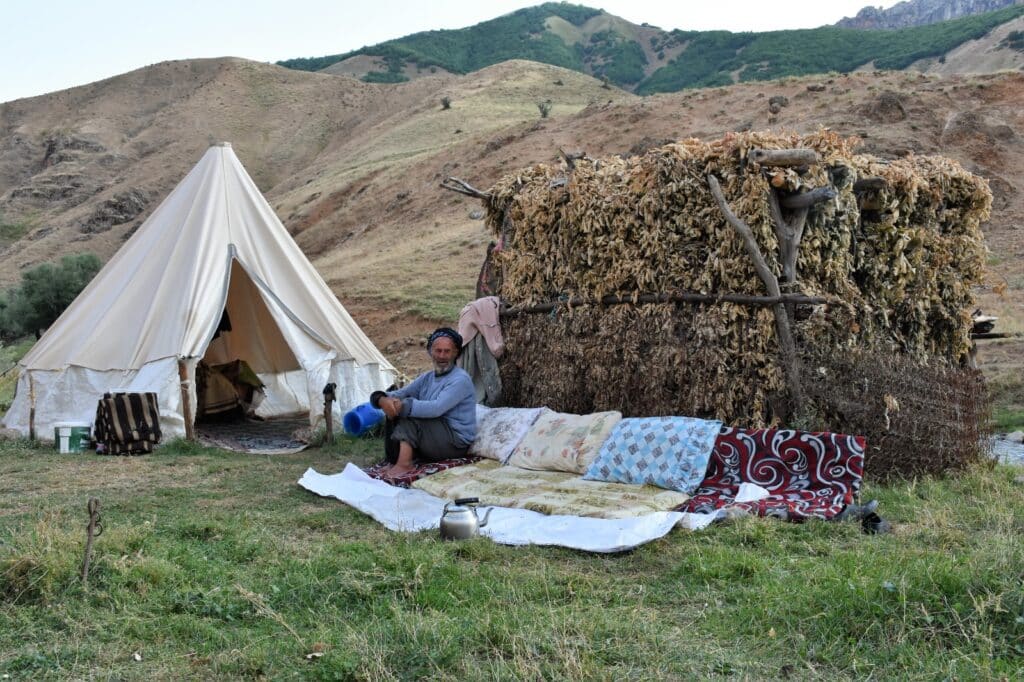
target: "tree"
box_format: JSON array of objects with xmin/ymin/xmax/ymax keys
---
[{"xmin": 9, "ymin": 253, "xmax": 101, "ymax": 338}]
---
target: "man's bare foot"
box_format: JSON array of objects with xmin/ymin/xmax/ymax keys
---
[{"xmin": 387, "ymin": 462, "xmax": 415, "ymax": 477}]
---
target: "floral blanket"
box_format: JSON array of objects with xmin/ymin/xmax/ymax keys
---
[
  {"xmin": 678, "ymin": 427, "xmax": 865, "ymax": 520},
  {"xmin": 411, "ymin": 459, "xmax": 689, "ymax": 519},
  {"xmin": 363, "ymin": 456, "xmax": 483, "ymax": 489}
]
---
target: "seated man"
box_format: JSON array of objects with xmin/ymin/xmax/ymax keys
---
[{"xmin": 371, "ymin": 327, "xmax": 477, "ymax": 476}]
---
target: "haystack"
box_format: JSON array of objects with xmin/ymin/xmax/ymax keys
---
[{"xmin": 463, "ymin": 130, "xmax": 991, "ymax": 461}]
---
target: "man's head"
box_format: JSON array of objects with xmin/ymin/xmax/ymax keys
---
[{"xmin": 427, "ymin": 327, "xmax": 462, "ymax": 373}]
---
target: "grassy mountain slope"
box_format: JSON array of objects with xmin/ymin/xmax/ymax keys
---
[{"xmin": 278, "ymin": 3, "xmax": 1024, "ymax": 92}]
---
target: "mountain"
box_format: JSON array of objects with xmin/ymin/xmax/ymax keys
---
[
  {"xmin": 838, "ymin": 0, "xmax": 1023, "ymax": 30},
  {"xmin": 1, "ymin": 56, "xmax": 1022, "ymax": 378},
  {"xmin": 277, "ymin": 2, "xmax": 1024, "ymax": 93}
]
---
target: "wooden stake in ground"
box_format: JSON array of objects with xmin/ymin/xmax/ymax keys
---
[
  {"xmin": 81, "ymin": 497, "xmax": 102, "ymax": 587},
  {"xmin": 322, "ymin": 383, "xmax": 336, "ymax": 444},
  {"xmin": 178, "ymin": 359, "xmax": 195, "ymax": 441}
]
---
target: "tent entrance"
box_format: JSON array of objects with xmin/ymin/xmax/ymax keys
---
[{"xmin": 196, "ymin": 260, "xmax": 306, "ymax": 423}]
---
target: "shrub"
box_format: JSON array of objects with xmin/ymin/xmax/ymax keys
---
[{"xmin": 0, "ymin": 253, "xmax": 101, "ymax": 339}]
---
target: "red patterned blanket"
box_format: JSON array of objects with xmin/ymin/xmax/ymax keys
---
[
  {"xmin": 364, "ymin": 457, "xmax": 483, "ymax": 488},
  {"xmin": 678, "ymin": 427, "xmax": 865, "ymax": 520}
]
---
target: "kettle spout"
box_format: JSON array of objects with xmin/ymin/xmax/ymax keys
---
[{"xmin": 478, "ymin": 507, "xmax": 493, "ymax": 528}]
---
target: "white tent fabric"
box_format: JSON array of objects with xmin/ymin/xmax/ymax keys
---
[{"xmin": 4, "ymin": 143, "xmax": 397, "ymax": 439}]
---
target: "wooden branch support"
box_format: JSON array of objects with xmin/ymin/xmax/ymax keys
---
[
  {"xmin": 749, "ymin": 148, "xmax": 820, "ymax": 167},
  {"xmin": 708, "ymin": 174, "xmax": 804, "ymax": 414},
  {"xmin": 971, "ymin": 332, "xmax": 1023, "ymax": 340},
  {"xmin": 853, "ymin": 177, "xmax": 889, "ymax": 192},
  {"xmin": 81, "ymin": 497, "xmax": 102, "ymax": 587},
  {"xmin": 322, "ymin": 383, "xmax": 336, "ymax": 445},
  {"xmin": 779, "ymin": 187, "xmax": 837, "ymax": 210},
  {"xmin": 178, "ymin": 359, "xmax": 195, "ymax": 441},
  {"xmin": 501, "ymin": 292, "xmax": 829, "ymax": 316},
  {"xmin": 558, "ymin": 148, "xmax": 587, "ymax": 170},
  {"xmin": 768, "ymin": 191, "xmax": 808, "ymax": 285},
  {"xmin": 440, "ymin": 177, "xmax": 491, "ymax": 199}
]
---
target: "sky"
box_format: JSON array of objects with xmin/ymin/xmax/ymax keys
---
[{"xmin": 0, "ymin": 0, "xmax": 902, "ymax": 103}]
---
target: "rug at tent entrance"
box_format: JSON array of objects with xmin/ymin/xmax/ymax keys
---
[{"xmin": 197, "ymin": 416, "xmax": 311, "ymax": 454}]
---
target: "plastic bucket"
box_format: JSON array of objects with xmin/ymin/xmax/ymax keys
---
[
  {"xmin": 53, "ymin": 422, "xmax": 91, "ymax": 454},
  {"xmin": 343, "ymin": 402, "xmax": 385, "ymax": 436}
]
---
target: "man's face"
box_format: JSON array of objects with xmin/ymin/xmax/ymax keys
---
[{"xmin": 430, "ymin": 337, "xmax": 457, "ymax": 372}]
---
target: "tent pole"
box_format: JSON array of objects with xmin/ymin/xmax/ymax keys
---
[
  {"xmin": 28, "ymin": 372, "xmax": 36, "ymax": 441},
  {"xmin": 178, "ymin": 359, "xmax": 195, "ymax": 441}
]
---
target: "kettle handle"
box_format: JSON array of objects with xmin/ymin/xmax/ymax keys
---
[
  {"xmin": 478, "ymin": 507, "xmax": 493, "ymax": 528},
  {"xmin": 454, "ymin": 497, "xmax": 479, "ymax": 505}
]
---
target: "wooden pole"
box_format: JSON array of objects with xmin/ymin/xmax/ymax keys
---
[
  {"xmin": 768, "ymin": 191, "xmax": 809, "ymax": 285},
  {"xmin": 440, "ymin": 177, "xmax": 491, "ymax": 199},
  {"xmin": 708, "ymin": 174, "xmax": 804, "ymax": 414},
  {"xmin": 177, "ymin": 359, "xmax": 195, "ymax": 441},
  {"xmin": 81, "ymin": 497, "xmax": 101, "ymax": 587},
  {"xmin": 749, "ymin": 148, "xmax": 820, "ymax": 167},
  {"xmin": 853, "ymin": 177, "xmax": 889, "ymax": 192},
  {"xmin": 778, "ymin": 187, "xmax": 836, "ymax": 210},
  {"xmin": 500, "ymin": 291, "xmax": 829, "ymax": 317},
  {"xmin": 28, "ymin": 372, "xmax": 35, "ymax": 442},
  {"xmin": 322, "ymin": 383, "xmax": 336, "ymax": 445}
]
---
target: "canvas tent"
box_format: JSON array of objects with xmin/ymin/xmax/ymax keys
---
[{"xmin": 3, "ymin": 143, "xmax": 397, "ymax": 439}]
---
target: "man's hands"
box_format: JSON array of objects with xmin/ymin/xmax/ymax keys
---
[{"xmin": 379, "ymin": 397, "xmax": 402, "ymax": 420}]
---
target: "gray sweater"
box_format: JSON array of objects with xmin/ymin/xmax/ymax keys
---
[{"xmin": 388, "ymin": 367, "xmax": 477, "ymax": 446}]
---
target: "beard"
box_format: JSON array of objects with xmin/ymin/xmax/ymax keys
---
[{"xmin": 433, "ymin": 358, "xmax": 453, "ymax": 373}]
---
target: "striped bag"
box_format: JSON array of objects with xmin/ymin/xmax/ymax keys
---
[{"xmin": 94, "ymin": 392, "xmax": 162, "ymax": 455}]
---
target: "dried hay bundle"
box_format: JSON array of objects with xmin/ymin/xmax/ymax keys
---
[{"xmin": 485, "ymin": 130, "xmax": 991, "ymax": 435}]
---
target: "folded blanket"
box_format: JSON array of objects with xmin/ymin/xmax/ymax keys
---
[
  {"xmin": 364, "ymin": 456, "xmax": 483, "ymax": 488},
  {"xmin": 412, "ymin": 459, "xmax": 689, "ymax": 519},
  {"xmin": 678, "ymin": 427, "xmax": 865, "ymax": 520}
]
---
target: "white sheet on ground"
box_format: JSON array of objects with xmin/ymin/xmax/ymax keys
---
[{"xmin": 298, "ymin": 464, "xmax": 727, "ymax": 551}]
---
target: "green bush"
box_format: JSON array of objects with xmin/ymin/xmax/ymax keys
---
[
  {"xmin": 361, "ymin": 71, "xmax": 409, "ymax": 83},
  {"xmin": 0, "ymin": 253, "xmax": 101, "ymax": 339}
]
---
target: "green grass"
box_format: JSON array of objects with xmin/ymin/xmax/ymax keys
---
[
  {"xmin": 994, "ymin": 407, "xmax": 1024, "ymax": 432},
  {"xmin": 990, "ymin": 373, "xmax": 1024, "ymax": 433},
  {"xmin": 1, "ymin": 435, "xmax": 1022, "ymax": 679}
]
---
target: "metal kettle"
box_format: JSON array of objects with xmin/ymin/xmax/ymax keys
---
[{"xmin": 440, "ymin": 497, "xmax": 492, "ymax": 540}]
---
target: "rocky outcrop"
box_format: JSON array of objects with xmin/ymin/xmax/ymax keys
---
[
  {"xmin": 79, "ymin": 188, "xmax": 150, "ymax": 234},
  {"xmin": 837, "ymin": 0, "xmax": 1022, "ymax": 30},
  {"xmin": 7, "ymin": 173, "xmax": 101, "ymax": 207},
  {"xmin": 41, "ymin": 133, "xmax": 105, "ymax": 169}
]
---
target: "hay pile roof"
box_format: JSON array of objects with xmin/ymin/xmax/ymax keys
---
[{"xmin": 483, "ymin": 130, "xmax": 991, "ymax": 428}]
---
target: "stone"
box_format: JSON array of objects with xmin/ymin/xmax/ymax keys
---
[{"xmin": 79, "ymin": 188, "xmax": 150, "ymax": 233}]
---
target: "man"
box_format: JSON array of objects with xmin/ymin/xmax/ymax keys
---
[{"xmin": 371, "ymin": 327, "xmax": 477, "ymax": 476}]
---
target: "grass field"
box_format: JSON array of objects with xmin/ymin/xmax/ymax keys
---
[{"xmin": 1, "ymin": 435, "xmax": 1021, "ymax": 680}]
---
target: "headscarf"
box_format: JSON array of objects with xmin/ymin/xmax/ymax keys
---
[{"xmin": 427, "ymin": 327, "xmax": 463, "ymax": 357}]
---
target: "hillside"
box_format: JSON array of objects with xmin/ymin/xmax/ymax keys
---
[
  {"xmin": 838, "ymin": 0, "xmax": 1023, "ymax": 29},
  {"xmin": 0, "ymin": 58, "xmax": 1021, "ymax": 386},
  {"xmin": 277, "ymin": 2, "xmax": 1024, "ymax": 93}
]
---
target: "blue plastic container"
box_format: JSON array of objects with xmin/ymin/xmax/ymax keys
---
[{"xmin": 343, "ymin": 402, "xmax": 386, "ymax": 436}]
